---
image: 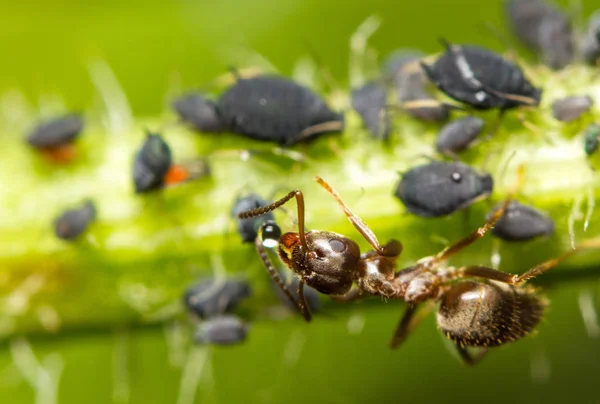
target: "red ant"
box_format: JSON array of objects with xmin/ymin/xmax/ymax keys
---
[{"xmin": 238, "ymin": 172, "xmax": 600, "ymax": 365}]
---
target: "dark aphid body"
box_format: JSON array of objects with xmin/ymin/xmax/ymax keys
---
[
  {"xmin": 351, "ymin": 82, "xmax": 391, "ymax": 139},
  {"xmin": 172, "ymin": 92, "xmax": 225, "ymax": 132},
  {"xmin": 193, "ymin": 315, "xmax": 248, "ymax": 346},
  {"xmin": 435, "ymin": 116, "xmax": 485, "ymax": 155},
  {"xmin": 381, "ymin": 49, "xmax": 426, "ymax": 81},
  {"xmin": 581, "ymin": 10, "xmax": 600, "ymax": 65},
  {"xmin": 232, "ymin": 194, "xmax": 275, "ymax": 243},
  {"xmin": 584, "ymin": 122, "xmax": 600, "ymax": 156},
  {"xmin": 437, "ymin": 280, "xmax": 545, "ymax": 347},
  {"xmin": 272, "ymin": 275, "xmax": 321, "ymax": 313},
  {"xmin": 487, "ymin": 200, "xmax": 554, "ymax": 241},
  {"xmin": 217, "ymin": 75, "xmax": 344, "ymax": 145},
  {"xmin": 421, "ymin": 41, "xmax": 542, "ymax": 110},
  {"xmin": 132, "ymin": 133, "xmax": 172, "ymax": 193},
  {"xmin": 551, "ymin": 95, "xmax": 594, "ymax": 122},
  {"xmin": 394, "ymin": 161, "xmax": 493, "ymax": 218},
  {"xmin": 54, "ymin": 200, "xmax": 97, "ymax": 240},
  {"xmin": 505, "ymin": 0, "xmax": 574, "ymax": 70},
  {"xmin": 27, "ymin": 114, "xmax": 84, "ymax": 149},
  {"xmin": 183, "ymin": 277, "xmax": 251, "ymax": 319}
]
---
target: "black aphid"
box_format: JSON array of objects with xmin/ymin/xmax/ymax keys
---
[
  {"xmin": 272, "ymin": 275, "xmax": 321, "ymax": 314},
  {"xmin": 218, "ymin": 74, "xmax": 344, "ymax": 145},
  {"xmin": 581, "ymin": 10, "xmax": 600, "ymax": 65},
  {"xmin": 420, "ymin": 40, "xmax": 542, "ymax": 110},
  {"xmin": 552, "ymin": 95, "xmax": 594, "ymax": 122},
  {"xmin": 232, "ymin": 193, "xmax": 275, "ymax": 243},
  {"xmin": 54, "ymin": 200, "xmax": 97, "ymax": 240},
  {"xmin": 505, "ymin": 0, "xmax": 574, "ymax": 70},
  {"xmin": 193, "ymin": 315, "xmax": 248, "ymax": 346},
  {"xmin": 183, "ymin": 277, "xmax": 251, "ymax": 319},
  {"xmin": 487, "ymin": 200, "xmax": 555, "ymax": 241},
  {"xmin": 27, "ymin": 114, "xmax": 84, "ymax": 149},
  {"xmin": 435, "ymin": 116, "xmax": 485, "ymax": 156},
  {"xmin": 584, "ymin": 122, "xmax": 600, "ymax": 156},
  {"xmin": 172, "ymin": 92, "xmax": 225, "ymax": 132},
  {"xmin": 394, "ymin": 161, "xmax": 493, "ymax": 218},
  {"xmin": 351, "ymin": 82, "xmax": 391, "ymax": 139},
  {"xmin": 132, "ymin": 132, "xmax": 172, "ymax": 193}
]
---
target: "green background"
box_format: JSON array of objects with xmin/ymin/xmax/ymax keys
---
[{"xmin": 1, "ymin": 1, "xmax": 600, "ymax": 403}]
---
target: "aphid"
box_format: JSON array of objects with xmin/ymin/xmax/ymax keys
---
[
  {"xmin": 53, "ymin": 199, "xmax": 96, "ymax": 240},
  {"xmin": 551, "ymin": 95, "xmax": 594, "ymax": 122},
  {"xmin": 581, "ymin": 9, "xmax": 600, "ymax": 65},
  {"xmin": 351, "ymin": 81, "xmax": 391, "ymax": 139},
  {"xmin": 381, "ymin": 49, "xmax": 425, "ymax": 81},
  {"xmin": 237, "ymin": 173, "xmax": 600, "ymax": 364},
  {"xmin": 505, "ymin": 0, "xmax": 574, "ymax": 70},
  {"xmin": 183, "ymin": 277, "xmax": 251, "ymax": 319},
  {"xmin": 584, "ymin": 122, "xmax": 600, "ymax": 156},
  {"xmin": 394, "ymin": 161, "xmax": 493, "ymax": 218},
  {"xmin": 273, "ymin": 274, "xmax": 321, "ymax": 314},
  {"xmin": 172, "ymin": 92, "xmax": 225, "ymax": 132},
  {"xmin": 232, "ymin": 193, "xmax": 275, "ymax": 243},
  {"xmin": 435, "ymin": 116, "xmax": 485, "ymax": 156},
  {"xmin": 193, "ymin": 315, "xmax": 248, "ymax": 346},
  {"xmin": 175, "ymin": 74, "xmax": 344, "ymax": 146},
  {"xmin": 420, "ymin": 40, "xmax": 542, "ymax": 111},
  {"xmin": 487, "ymin": 200, "xmax": 555, "ymax": 241},
  {"xmin": 132, "ymin": 131, "xmax": 209, "ymax": 193},
  {"xmin": 26, "ymin": 114, "xmax": 84, "ymax": 162}
]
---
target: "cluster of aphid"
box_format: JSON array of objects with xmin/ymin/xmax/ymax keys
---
[{"xmin": 26, "ymin": 0, "xmax": 600, "ymax": 363}]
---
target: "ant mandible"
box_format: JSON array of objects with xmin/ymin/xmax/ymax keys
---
[{"xmin": 237, "ymin": 172, "xmax": 600, "ymax": 365}]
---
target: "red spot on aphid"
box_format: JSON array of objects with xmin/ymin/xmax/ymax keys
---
[
  {"xmin": 164, "ymin": 164, "xmax": 190, "ymax": 185},
  {"xmin": 40, "ymin": 144, "xmax": 77, "ymax": 164}
]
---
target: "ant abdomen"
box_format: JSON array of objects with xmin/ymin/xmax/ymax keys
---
[
  {"xmin": 436, "ymin": 280, "xmax": 546, "ymax": 347},
  {"xmin": 279, "ymin": 230, "xmax": 360, "ymax": 295}
]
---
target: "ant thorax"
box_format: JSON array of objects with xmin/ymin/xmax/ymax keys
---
[{"xmin": 393, "ymin": 266, "xmax": 442, "ymax": 303}]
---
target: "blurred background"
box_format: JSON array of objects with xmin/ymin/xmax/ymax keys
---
[{"xmin": 1, "ymin": 0, "xmax": 600, "ymax": 403}]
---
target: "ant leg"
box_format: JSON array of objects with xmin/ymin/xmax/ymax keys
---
[
  {"xmin": 455, "ymin": 344, "xmax": 488, "ymax": 366},
  {"xmin": 255, "ymin": 238, "xmax": 312, "ymax": 322},
  {"xmin": 238, "ymin": 189, "xmax": 310, "ymax": 252},
  {"xmin": 390, "ymin": 302, "xmax": 434, "ymax": 349},
  {"xmin": 315, "ymin": 176, "xmax": 402, "ymax": 259},
  {"xmin": 422, "ymin": 166, "xmax": 524, "ymax": 269},
  {"xmin": 331, "ymin": 287, "xmax": 365, "ymax": 302}
]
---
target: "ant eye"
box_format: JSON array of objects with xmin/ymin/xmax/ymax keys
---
[
  {"xmin": 261, "ymin": 220, "xmax": 281, "ymax": 248},
  {"xmin": 329, "ymin": 238, "xmax": 346, "ymax": 253},
  {"xmin": 451, "ymin": 172, "xmax": 462, "ymax": 183}
]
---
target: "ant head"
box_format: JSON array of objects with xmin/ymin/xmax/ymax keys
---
[{"xmin": 279, "ymin": 230, "xmax": 360, "ymax": 295}]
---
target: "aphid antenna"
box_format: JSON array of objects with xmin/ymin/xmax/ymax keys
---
[
  {"xmin": 477, "ymin": 21, "xmax": 520, "ymax": 62},
  {"xmin": 301, "ymin": 38, "xmax": 342, "ymax": 95},
  {"xmin": 349, "ymin": 14, "xmax": 382, "ymax": 89}
]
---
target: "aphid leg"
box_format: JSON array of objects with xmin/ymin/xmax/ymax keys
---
[
  {"xmin": 455, "ymin": 344, "xmax": 488, "ymax": 366},
  {"xmin": 296, "ymin": 120, "xmax": 345, "ymax": 143},
  {"xmin": 390, "ymin": 302, "xmax": 434, "ymax": 349},
  {"xmin": 315, "ymin": 176, "xmax": 402, "ymax": 258},
  {"xmin": 516, "ymin": 110, "xmax": 542, "ymax": 137},
  {"xmin": 485, "ymin": 109, "xmax": 506, "ymax": 139},
  {"xmin": 238, "ymin": 189, "xmax": 309, "ymax": 252},
  {"xmin": 255, "ymin": 237, "xmax": 312, "ymax": 322},
  {"xmin": 422, "ymin": 165, "xmax": 524, "ymax": 268}
]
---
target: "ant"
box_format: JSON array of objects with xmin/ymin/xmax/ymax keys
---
[{"xmin": 238, "ymin": 172, "xmax": 600, "ymax": 365}]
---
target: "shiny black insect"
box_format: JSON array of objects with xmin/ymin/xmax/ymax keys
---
[
  {"xmin": 172, "ymin": 92, "xmax": 225, "ymax": 132},
  {"xmin": 193, "ymin": 315, "xmax": 248, "ymax": 346},
  {"xmin": 173, "ymin": 74, "xmax": 344, "ymax": 146},
  {"xmin": 386, "ymin": 51, "xmax": 454, "ymax": 122},
  {"xmin": 584, "ymin": 122, "xmax": 600, "ymax": 156},
  {"xmin": 581, "ymin": 10, "xmax": 600, "ymax": 65},
  {"xmin": 232, "ymin": 193, "xmax": 275, "ymax": 243},
  {"xmin": 26, "ymin": 113, "xmax": 84, "ymax": 162},
  {"xmin": 505, "ymin": 0, "xmax": 574, "ymax": 70},
  {"xmin": 132, "ymin": 131, "xmax": 209, "ymax": 194},
  {"xmin": 53, "ymin": 199, "xmax": 96, "ymax": 240},
  {"xmin": 237, "ymin": 174, "xmax": 600, "ymax": 364},
  {"xmin": 551, "ymin": 95, "xmax": 594, "ymax": 122},
  {"xmin": 183, "ymin": 277, "xmax": 251, "ymax": 319},
  {"xmin": 351, "ymin": 81, "xmax": 391, "ymax": 139},
  {"xmin": 394, "ymin": 161, "xmax": 493, "ymax": 218},
  {"xmin": 487, "ymin": 200, "xmax": 555, "ymax": 241},
  {"xmin": 435, "ymin": 116, "xmax": 485, "ymax": 156},
  {"xmin": 420, "ymin": 40, "xmax": 542, "ymax": 111}
]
